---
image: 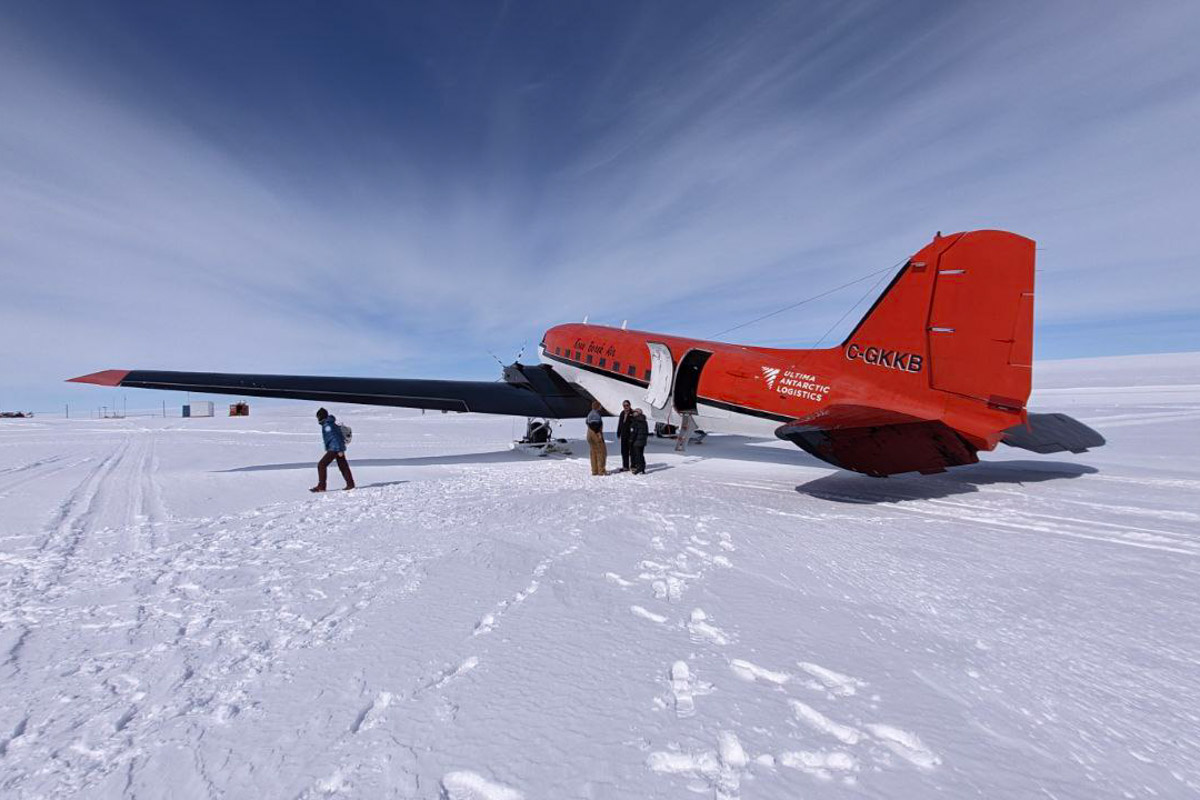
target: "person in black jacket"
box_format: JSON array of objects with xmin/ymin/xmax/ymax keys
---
[
  {"xmin": 629, "ymin": 408, "xmax": 650, "ymax": 475},
  {"xmin": 615, "ymin": 400, "xmax": 634, "ymax": 472}
]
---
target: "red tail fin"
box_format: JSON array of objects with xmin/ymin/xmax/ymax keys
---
[{"xmin": 843, "ymin": 230, "xmax": 1035, "ymax": 410}]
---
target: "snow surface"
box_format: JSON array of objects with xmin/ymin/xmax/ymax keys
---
[{"xmin": 2, "ymin": 353, "xmax": 1199, "ymax": 799}]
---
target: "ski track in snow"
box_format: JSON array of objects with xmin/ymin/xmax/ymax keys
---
[{"xmin": 2, "ymin": 361, "xmax": 1199, "ymax": 799}]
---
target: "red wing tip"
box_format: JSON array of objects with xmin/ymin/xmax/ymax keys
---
[{"xmin": 67, "ymin": 369, "xmax": 130, "ymax": 386}]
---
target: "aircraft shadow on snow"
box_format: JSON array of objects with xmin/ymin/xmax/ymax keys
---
[
  {"xmin": 684, "ymin": 435, "xmax": 827, "ymax": 467},
  {"xmin": 221, "ymin": 450, "xmax": 532, "ymax": 472},
  {"xmin": 357, "ymin": 480, "xmax": 411, "ymax": 489},
  {"xmin": 796, "ymin": 460, "xmax": 1099, "ymax": 504},
  {"xmin": 220, "ymin": 435, "xmax": 793, "ymax": 475},
  {"xmin": 219, "ymin": 438, "xmax": 1097, "ymax": 502}
]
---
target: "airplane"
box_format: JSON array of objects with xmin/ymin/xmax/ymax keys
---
[{"xmin": 69, "ymin": 229, "xmax": 1105, "ymax": 477}]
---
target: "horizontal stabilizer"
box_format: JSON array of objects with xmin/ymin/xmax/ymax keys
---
[
  {"xmin": 67, "ymin": 366, "xmax": 595, "ymax": 418},
  {"xmin": 1001, "ymin": 412, "xmax": 1105, "ymax": 454},
  {"xmin": 775, "ymin": 403, "xmax": 924, "ymax": 430},
  {"xmin": 777, "ymin": 415, "xmax": 978, "ymax": 477}
]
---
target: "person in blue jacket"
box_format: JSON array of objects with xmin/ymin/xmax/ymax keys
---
[{"xmin": 312, "ymin": 407, "xmax": 355, "ymax": 492}]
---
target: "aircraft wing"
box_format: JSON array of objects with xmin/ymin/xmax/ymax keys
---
[{"xmin": 67, "ymin": 366, "xmax": 595, "ymax": 418}]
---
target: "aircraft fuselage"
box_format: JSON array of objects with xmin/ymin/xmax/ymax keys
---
[{"xmin": 539, "ymin": 320, "xmax": 1020, "ymax": 452}]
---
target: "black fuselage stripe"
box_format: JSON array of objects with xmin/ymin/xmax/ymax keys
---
[{"xmin": 700, "ymin": 397, "xmax": 791, "ymax": 423}]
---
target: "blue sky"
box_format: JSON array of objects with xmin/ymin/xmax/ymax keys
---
[{"xmin": 2, "ymin": 1, "xmax": 1199, "ymax": 411}]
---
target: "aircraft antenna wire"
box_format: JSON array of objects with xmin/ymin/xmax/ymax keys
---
[
  {"xmin": 808, "ymin": 268, "xmax": 895, "ymax": 349},
  {"xmin": 710, "ymin": 259, "xmax": 905, "ymax": 339}
]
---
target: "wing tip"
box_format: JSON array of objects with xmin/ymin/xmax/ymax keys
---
[{"xmin": 67, "ymin": 369, "xmax": 130, "ymax": 386}]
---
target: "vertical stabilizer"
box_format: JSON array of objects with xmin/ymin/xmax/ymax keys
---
[
  {"xmin": 925, "ymin": 232, "xmax": 1035, "ymax": 410},
  {"xmin": 842, "ymin": 230, "xmax": 1035, "ymax": 411}
]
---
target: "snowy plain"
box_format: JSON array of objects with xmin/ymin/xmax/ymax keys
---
[{"xmin": 1, "ymin": 353, "xmax": 1198, "ymax": 799}]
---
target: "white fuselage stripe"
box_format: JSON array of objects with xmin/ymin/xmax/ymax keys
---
[{"xmin": 539, "ymin": 348, "xmax": 780, "ymax": 438}]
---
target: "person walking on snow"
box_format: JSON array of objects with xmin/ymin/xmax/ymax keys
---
[
  {"xmin": 586, "ymin": 401, "xmax": 607, "ymax": 476},
  {"xmin": 312, "ymin": 407, "xmax": 355, "ymax": 492},
  {"xmin": 629, "ymin": 408, "xmax": 649, "ymax": 475},
  {"xmin": 616, "ymin": 400, "xmax": 634, "ymax": 472}
]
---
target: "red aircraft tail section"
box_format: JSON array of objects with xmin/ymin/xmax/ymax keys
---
[
  {"xmin": 780, "ymin": 231, "xmax": 1042, "ymax": 476},
  {"xmin": 843, "ymin": 230, "xmax": 1035, "ymax": 411}
]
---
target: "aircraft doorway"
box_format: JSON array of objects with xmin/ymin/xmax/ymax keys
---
[{"xmin": 673, "ymin": 349, "xmax": 713, "ymax": 414}]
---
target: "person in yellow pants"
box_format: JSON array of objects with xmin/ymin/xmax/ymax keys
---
[{"xmin": 585, "ymin": 401, "xmax": 607, "ymax": 476}]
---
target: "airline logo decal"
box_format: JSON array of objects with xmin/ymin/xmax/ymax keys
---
[
  {"xmin": 762, "ymin": 366, "xmax": 829, "ymax": 402},
  {"xmin": 845, "ymin": 343, "xmax": 923, "ymax": 373},
  {"xmin": 574, "ymin": 338, "xmax": 616, "ymax": 358}
]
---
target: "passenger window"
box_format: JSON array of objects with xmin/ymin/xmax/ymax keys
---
[
  {"xmin": 586, "ymin": 354, "xmax": 593, "ymax": 364},
  {"xmin": 627, "ymin": 364, "xmax": 636, "ymax": 376},
  {"xmin": 613, "ymin": 361, "xmax": 621, "ymax": 372},
  {"xmin": 598, "ymin": 358, "xmax": 606, "ymax": 368},
  {"xmin": 575, "ymin": 351, "xmax": 581, "ymax": 360},
  {"xmin": 644, "ymin": 368, "xmax": 651, "ymax": 381},
  {"xmin": 555, "ymin": 346, "xmax": 561, "ymax": 356}
]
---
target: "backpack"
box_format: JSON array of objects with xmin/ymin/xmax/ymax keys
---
[{"xmin": 338, "ymin": 423, "xmax": 353, "ymax": 446}]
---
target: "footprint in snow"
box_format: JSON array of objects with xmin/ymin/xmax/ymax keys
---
[
  {"xmin": 784, "ymin": 700, "xmax": 941, "ymax": 772},
  {"xmin": 419, "ymin": 657, "xmax": 479, "ymax": 695},
  {"xmin": 687, "ymin": 608, "xmax": 729, "ymax": 645},
  {"xmin": 647, "ymin": 730, "xmax": 749, "ymax": 799},
  {"xmin": 473, "ymin": 614, "xmax": 495, "ymax": 636},
  {"xmin": 440, "ymin": 770, "xmax": 524, "ymax": 800},
  {"xmin": 777, "ymin": 750, "xmax": 859, "ymax": 782},
  {"xmin": 729, "ymin": 658, "xmax": 790, "ymax": 686},
  {"xmin": 631, "ymin": 605, "xmax": 668, "ymax": 624},
  {"xmin": 651, "ymin": 576, "xmax": 684, "ymax": 602},
  {"xmin": 670, "ymin": 660, "xmax": 695, "ymax": 717},
  {"xmin": 605, "ymin": 571, "xmax": 634, "ymax": 588},
  {"xmin": 664, "ymin": 660, "xmax": 717, "ymax": 718},
  {"xmin": 864, "ymin": 723, "xmax": 941, "ymax": 769},
  {"xmin": 349, "ymin": 691, "xmax": 393, "ymax": 733},
  {"xmin": 684, "ymin": 545, "xmax": 731, "ymax": 568},
  {"xmin": 789, "ymin": 700, "xmax": 862, "ymax": 745},
  {"xmin": 796, "ymin": 661, "xmax": 867, "ymax": 697}
]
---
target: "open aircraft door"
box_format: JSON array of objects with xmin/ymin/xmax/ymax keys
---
[{"xmin": 644, "ymin": 342, "xmax": 674, "ymax": 411}]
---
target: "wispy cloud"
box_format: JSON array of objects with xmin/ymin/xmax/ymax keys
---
[{"xmin": 2, "ymin": 2, "xmax": 1198, "ymax": 408}]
